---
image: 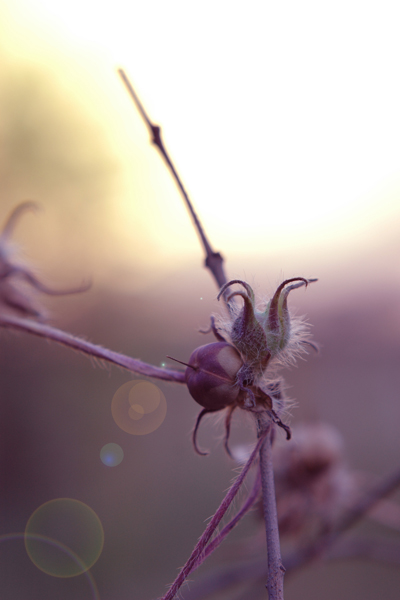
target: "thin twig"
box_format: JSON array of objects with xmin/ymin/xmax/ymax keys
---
[
  {"xmin": 213, "ymin": 480, "xmax": 400, "ymax": 594},
  {"xmin": 117, "ymin": 69, "xmax": 230, "ymax": 302},
  {"xmin": 283, "ymin": 463, "xmax": 400, "ymax": 573},
  {"xmin": 180, "ymin": 558, "xmax": 265, "ymax": 600},
  {"xmin": 324, "ymin": 536, "xmax": 400, "ymax": 567},
  {"xmin": 5, "ymin": 265, "xmax": 91, "ymax": 296},
  {"xmin": 161, "ymin": 432, "xmax": 268, "ymax": 600},
  {"xmin": 334, "ymin": 465, "xmax": 400, "ymax": 537},
  {"xmin": 367, "ymin": 497, "xmax": 400, "ymax": 532},
  {"xmin": 182, "ymin": 535, "xmax": 400, "ymax": 600},
  {"xmin": 0, "ymin": 315, "xmax": 185, "ymax": 383},
  {"xmin": 258, "ymin": 422, "xmax": 285, "ymax": 600},
  {"xmin": 192, "ymin": 468, "xmax": 262, "ymax": 571}
]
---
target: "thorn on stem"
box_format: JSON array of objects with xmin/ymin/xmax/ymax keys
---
[{"xmin": 166, "ymin": 355, "xmax": 196, "ymax": 370}]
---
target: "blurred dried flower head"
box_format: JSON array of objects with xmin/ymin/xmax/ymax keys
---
[
  {"xmin": 272, "ymin": 423, "xmax": 356, "ymax": 539},
  {"xmin": 0, "ymin": 203, "xmax": 89, "ymax": 320}
]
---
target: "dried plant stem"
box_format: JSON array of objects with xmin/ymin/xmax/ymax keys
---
[
  {"xmin": 0, "ymin": 315, "xmax": 185, "ymax": 383},
  {"xmin": 182, "ymin": 464, "xmax": 400, "ymax": 600},
  {"xmin": 117, "ymin": 69, "xmax": 230, "ymax": 300},
  {"xmin": 117, "ymin": 67, "xmax": 284, "ymax": 599},
  {"xmin": 335, "ymin": 465, "xmax": 400, "ymax": 537},
  {"xmin": 161, "ymin": 432, "xmax": 268, "ymax": 600},
  {"xmin": 367, "ymin": 498, "xmax": 400, "ymax": 532},
  {"xmin": 284, "ymin": 463, "xmax": 400, "ymax": 573},
  {"xmin": 258, "ymin": 422, "xmax": 285, "ymax": 600},
  {"xmin": 182, "ymin": 535, "xmax": 400, "ymax": 600},
  {"xmin": 193, "ymin": 468, "xmax": 262, "ymax": 570},
  {"xmin": 323, "ymin": 536, "xmax": 400, "ymax": 567}
]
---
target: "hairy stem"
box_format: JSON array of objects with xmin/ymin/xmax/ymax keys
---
[
  {"xmin": 183, "ymin": 464, "xmax": 400, "ymax": 600},
  {"xmin": 192, "ymin": 468, "xmax": 262, "ymax": 571},
  {"xmin": 0, "ymin": 315, "xmax": 185, "ymax": 383},
  {"xmin": 161, "ymin": 432, "xmax": 268, "ymax": 600},
  {"xmin": 258, "ymin": 422, "xmax": 285, "ymax": 600}
]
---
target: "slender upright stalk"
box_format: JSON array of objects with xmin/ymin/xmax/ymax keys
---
[
  {"xmin": 258, "ymin": 422, "xmax": 285, "ymax": 600},
  {"xmin": 117, "ymin": 69, "xmax": 231, "ymax": 305}
]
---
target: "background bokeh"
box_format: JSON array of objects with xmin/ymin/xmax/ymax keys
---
[{"xmin": 1, "ymin": 1, "xmax": 400, "ymax": 598}]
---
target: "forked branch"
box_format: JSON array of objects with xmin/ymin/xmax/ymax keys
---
[
  {"xmin": 179, "ymin": 465, "xmax": 400, "ymax": 600},
  {"xmin": 192, "ymin": 467, "xmax": 262, "ymax": 570},
  {"xmin": 161, "ymin": 431, "xmax": 268, "ymax": 600}
]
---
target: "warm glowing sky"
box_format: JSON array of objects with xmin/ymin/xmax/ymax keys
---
[{"xmin": 1, "ymin": 0, "xmax": 400, "ymax": 287}]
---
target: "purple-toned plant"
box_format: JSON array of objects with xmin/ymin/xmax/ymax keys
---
[
  {"xmin": 2, "ymin": 69, "xmax": 400, "ymax": 600},
  {"xmin": 180, "ymin": 275, "xmax": 317, "ymax": 457},
  {"xmin": 0, "ymin": 202, "xmax": 90, "ymax": 320}
]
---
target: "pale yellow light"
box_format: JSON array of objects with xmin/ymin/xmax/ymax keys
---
[{"xmin": 2, "ymin": 0, "xmax": 400, "ymax": 283}]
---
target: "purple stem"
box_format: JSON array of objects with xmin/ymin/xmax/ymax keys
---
[
  {"xmin": 286, "ymin": 463, "xmax": 400, "ymax": 571},
  {"xmin": 161, "ymin": 432, "xmax": 268, "ymax": 600},
  {"xmin": 117, "ymin": 69, "xmax": 232, "ymax": 309},
  {"xmin": 0, "ymin": 315, "xmax": 186, "ymax": 383},
  {"xmin": 259, "ymin": 424, "xmax": 285, "ymax": 600},
  {"xmin": 192, "ymin": 467, "xmax": 261, "ymax": 570}
]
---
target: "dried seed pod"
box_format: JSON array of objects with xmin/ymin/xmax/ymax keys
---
[{"xmin": 185, "ymin": 342, "xmax": 243, "ymax": 411}]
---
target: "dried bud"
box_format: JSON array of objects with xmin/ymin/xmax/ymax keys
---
[
  {"xmin": 0, "ymin": 203, "xmax": 90, "ymax": 320},
  {"xmin": 182, "ymin": 277, "xmax": 316, "ymax": 455},
  {"xmin": 0, "ymin": 203, "xmax": 43, "ymax": 318},
  {"xmin": 185, "ymin": 342, "xmax": 243, "ymax": 411},
  {"xmin": 217, "ymin": 277, "xmax": 316, "ymax": 378}
]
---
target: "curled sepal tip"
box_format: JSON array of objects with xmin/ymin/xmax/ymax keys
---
[
  {"xmin": 270, "ymin": 410, "xmax": 291, "ymax": 440},
  {"xmin": 0, "ymin": 203, "xmax": 92, "ymax": 320},
  {"xmin": 223, "ymin": 405, "xmax": 237, "ymax": 459},
  {"xmin": 192, "ymin": 408, "xmax": 213, "ymax": 456},
  {"xmin": 0, "ymin": 202, "xmax": 39, "ymax": 242},
  {"xmin": 215, "ymin": 277, "xmax": 317, "ymax": 377},
  {"xmin": 264, "ymin": 277, "xmax": 317, "ymax": 355},
  {"xmin": 267, "ymin": 277, "xmax": 309, "ymax": 331},
  {"xmin": 217, "ymin": 279, "xmax": 255, "ymax": 304}
]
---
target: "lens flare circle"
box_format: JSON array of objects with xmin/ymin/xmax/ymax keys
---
[
  {"xmin": 0, "ymin": 533, "xmax": 100, "ymax": 599},
  {"xmin": 25, "ymin": 498, "xmax": 104, "ymax": 578},
  {"xmin": 111, "ymin": 380, "xmax": 167, "ymax": 435},
  {"xmin": 100, "ymin": 443, "xmax": 124, "ymax": 466}
]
